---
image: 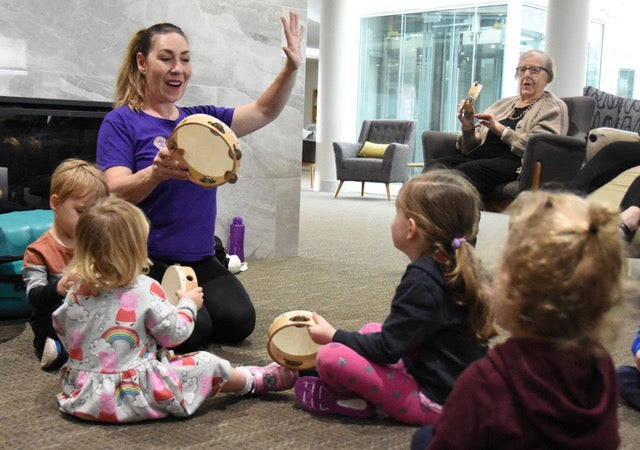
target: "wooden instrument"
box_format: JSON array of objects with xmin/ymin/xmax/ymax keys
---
[
  {"xmin": 267, "ymin": 310, "xmax": 321, "ymax": 370},
  {"xmin": 160, "ymin": 265, "xmax": 198, "ymax": 306},
  {"xmin": 167, "ymin": 114, "xmax": 242, "ymax": 188}
]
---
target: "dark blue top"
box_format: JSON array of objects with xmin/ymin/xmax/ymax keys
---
[{"xmin": 333, "ymin": 255, "xmax": 487, "ymax": 404}]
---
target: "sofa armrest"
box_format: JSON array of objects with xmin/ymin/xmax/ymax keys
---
[
  {"xmin": 519, "ymin": 134, "xmax": 587, "ymax": 191},
  {"xmin": 333, "ymin": 141, "xmax": 364, "ymax": 180},
  {"xmin": 382, "ymin": 143, "xmax": 412, "ymax": 182},
  {"xmin": 422, "ymin": 131, "xmax": 458, "ymax": 162},
  {"xmin": 333, "ymin": 141, "xmax": 363, "ymax": 161}
]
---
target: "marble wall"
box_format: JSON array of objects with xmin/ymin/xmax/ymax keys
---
[{"xmin": 0, "ymin": 0, "xmax": 307, "ymax": 260}]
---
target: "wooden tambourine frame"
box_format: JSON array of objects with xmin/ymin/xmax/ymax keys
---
[
  {"xmin": 167, "ymin": 114, "xmax": 242, "ymax": 189},
  {"xmin": 267, "ymin": 310, "xmax": 321, "ymax": 370},
  {"xmin": 462, "ymin": 81, "xmax": 483, "ymax": 114},
  {"xmin": 161, "ymin": 265, "xmax": 198, "ymax": 306}
]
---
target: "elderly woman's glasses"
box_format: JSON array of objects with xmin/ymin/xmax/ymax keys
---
[{"xmin": 515, "ymin": 66, "xmax": 549, "ymax": 76}]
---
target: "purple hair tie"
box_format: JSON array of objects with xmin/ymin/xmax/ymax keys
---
[{"xmin": 451, "ymin": 237, "xmax": 466, "ymax": 250}]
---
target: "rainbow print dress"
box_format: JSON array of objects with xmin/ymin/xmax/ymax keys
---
[{"xmin": 52, "ymin": 274, "xmax": 231, "ymax": 422}]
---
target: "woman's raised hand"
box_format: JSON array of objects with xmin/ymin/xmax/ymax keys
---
[{"xmin": 281, "ymin": 11, "xmax": 304, "ymax": 71}]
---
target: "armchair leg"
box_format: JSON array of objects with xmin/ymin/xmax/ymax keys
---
[
  {"xmin": 301, "ymin": 162, "xmax": 315, "ymax": 188},
  {"xmin": 531, "ymin": 162, "xmax": 542, "ymax": 191},
  {"xmin": 334, "ymin": 180, "xmax": 344, "ymax": 198},
  {"xmin": 385, "ymin": 183, "xmax": 391, "ymax": 201},
  {"xmin": 361, "ymin": 182, "xmax": 365, "ymax": 197}
]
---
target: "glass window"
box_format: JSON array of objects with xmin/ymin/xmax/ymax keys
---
[
  {"xmin": 520, "ymin": 5, "xmax": 546, "ymax": 51},
  {"xmin": 618, "ymin": 69, "xmax": 635, "ymax": 98},
  {"xmin": 358, "ymin": 6, "xmax": 508, "ymax": 163},
  {"xmin": 586, "ymin": 21, "xmax": 604, "ymax": 88}
]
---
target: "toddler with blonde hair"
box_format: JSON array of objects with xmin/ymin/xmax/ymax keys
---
[
  {"xmin": 22, "ymin": 158, "xmax": 109, "ymax": 369},
  {"xmin": 296, "ymin": 169, "xmax": 494, "ymax": 425},
  {"xmin": 53, "ymin": 196, "xmax": 296, "ymax": 422},
  {"xmin": 413, "ymin": 190, "xmax": 622, "ymax": 449}
]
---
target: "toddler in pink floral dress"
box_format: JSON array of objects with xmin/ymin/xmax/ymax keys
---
[{"xmin": 53, "ymin": 196, "xmax": 296, "ymax": 422}]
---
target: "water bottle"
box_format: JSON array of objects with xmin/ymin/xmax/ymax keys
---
[{"xmin": 228, "ymin": 216, "xmax": 245, "ymax": 262}]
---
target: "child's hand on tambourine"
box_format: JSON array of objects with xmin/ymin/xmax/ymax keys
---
[
  {"xmin": 177, "ymin": 287, "xmax": 203, "ymax": 310},
  {"xmin": 307, "ymin": 312, "xmax": 336, "ymax": 345}
]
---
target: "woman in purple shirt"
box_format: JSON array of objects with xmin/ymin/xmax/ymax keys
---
[{"xmin": 97, "ymin": 14, "xmax": 304, "ymax": 351}]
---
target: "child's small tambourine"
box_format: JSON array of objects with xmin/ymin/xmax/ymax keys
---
[
  {"xmin": 267, "ymin": 310, "xmax": 321, "ymax": 370},
  {"xmin": 167, "ymin": 114, "xmax": 242, "ymax": 189},
  {"xmin": 161, "ymin": 265, "xmax": 198, "ymax": 306}
]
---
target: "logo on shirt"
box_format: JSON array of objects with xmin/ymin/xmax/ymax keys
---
[{"xmin": 153, "ymin": 136, "xmax": 167, "ymax": 151}]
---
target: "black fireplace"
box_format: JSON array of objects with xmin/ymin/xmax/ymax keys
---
[{"xmin": 0, "ymin": 96, "xmax": 112, "ymax": 211}]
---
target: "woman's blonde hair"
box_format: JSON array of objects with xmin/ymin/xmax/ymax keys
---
[
  {"xmin": 397, "ymin": 169, "xmax": 495, "ymax": 342},
  {"xmin": 50, "ymin": 158, "xmax": 109, "ymax": 202},
  {"xmin": 65, "ymin": 195, "xmax": 151, "ymax": 296},
  {"xmin": 496, "ymin": 191, "xmax": 624, "ymax": 350},
  {"xmin": 114, "ymin": 23, "xmax": 187, "ymax": 111}
]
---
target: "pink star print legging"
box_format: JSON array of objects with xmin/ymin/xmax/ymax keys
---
[{"xmin": 315, "ymin": 322, "xmax": 442, "ymax": 425}]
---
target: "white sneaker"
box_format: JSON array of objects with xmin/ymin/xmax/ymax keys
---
[{"xmin": 40, "ymin": 338, "xmax": 60, "ymax": 368}]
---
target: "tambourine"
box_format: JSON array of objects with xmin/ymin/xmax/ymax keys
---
[
  {"xmin": 462, "ymin": 81, "xmax": 483, "ymax": 114},
  {"xmin": 167, "ymin": 113, "xmax": 242, "ymax": 188},
  {"xmin": 161, "ymin": 265, "xmax": 198, "ymax": 306},
  {"xmin": 267, "ymin": 310, "xmax": 321, "ymax": 370}
]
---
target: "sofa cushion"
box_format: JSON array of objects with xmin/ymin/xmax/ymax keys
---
[
  {"xmin": 358, "ymin": 141, "xmax": 388, "ymax": 158},
  {"xmin": 583, "ymin": 86, "xmax": 640, "ymax": 132},
  {"xmin": 342, "ymin": 157, "xmax": 384, "ymax": 181}
]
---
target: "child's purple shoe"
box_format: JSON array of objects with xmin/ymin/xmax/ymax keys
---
[{"xmin": 294, "ymin": 376, "xmax": 376, "ymax": 419}]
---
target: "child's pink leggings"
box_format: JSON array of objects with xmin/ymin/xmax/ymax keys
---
[{"xmin": 315, "ymin": 322, "xmax": 442, "ymax": 425}]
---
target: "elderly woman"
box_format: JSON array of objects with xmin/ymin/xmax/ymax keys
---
[{"xmin": 427, "ymin": 50, "xmax": 569, "ymax": 198}]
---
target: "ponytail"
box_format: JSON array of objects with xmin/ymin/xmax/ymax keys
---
[
  {"xmin": 443, "ymin": 239, "xmax": 495, "ymax": 342},
  {"xmin": 399, "ymin": 170, "xmax": 495, "ymax": 343}
]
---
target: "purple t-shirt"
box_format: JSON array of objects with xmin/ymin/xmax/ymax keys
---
[{"xmin": 96, "ymin": 105, "xmax": 235, "ymax": 261}]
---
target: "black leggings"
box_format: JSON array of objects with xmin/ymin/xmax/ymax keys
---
[
  {"xmin": 148, "ymin": 256, "xmax": 256, "ymax": 352},
  {"xmin": 570, "ymin": 140, "xmax": 640, "ymax": 210},
  {"xmin": 572, "ymin": 141, "xmax": 640, "ymax": 198},
  {"xmin": 427, "ymin": 152, "xmax": 520, "ymax": 198},
  {"xmin": 621, "ymin": 176, "xmax": 640, "ymax": 210}
]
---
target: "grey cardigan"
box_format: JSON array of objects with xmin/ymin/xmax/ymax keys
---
[{"xmin": 457, "ymin": 91, "xmax": 569, "ymax": 158}]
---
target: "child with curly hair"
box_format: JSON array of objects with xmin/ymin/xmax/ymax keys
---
[{"xmin": 413, "ymin": 190, "xmax": 622, "ymax": 449}]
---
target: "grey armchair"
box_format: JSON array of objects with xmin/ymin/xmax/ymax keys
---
[
  {"xmin": 422, "ymin": 96, "xmax": 595, "ymax": 210},
  {"xmin": 334, "ymin": 119, "xmax": 416, "ymax": 200}
]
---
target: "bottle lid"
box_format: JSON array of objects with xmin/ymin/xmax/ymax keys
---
[{"xmin": 233, "ymin": 216, "xmax": 243, "ymax": 224}]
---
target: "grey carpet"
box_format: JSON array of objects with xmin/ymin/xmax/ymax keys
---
[{"xmin": 2, "ymin": 186, "xmax": 640, "ymax": 449}]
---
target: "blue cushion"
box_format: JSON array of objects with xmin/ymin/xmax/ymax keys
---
[
  {"xmin": 0, "ymin": 260, "xmax": 30, "ymax": 317},
  {"xmin": 0, "ymin": 209, "xmax": 54, "ymax": 258},
  {"xmin": 0, "ymin": 209, "xmax": 54, "ymax": 318}
]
